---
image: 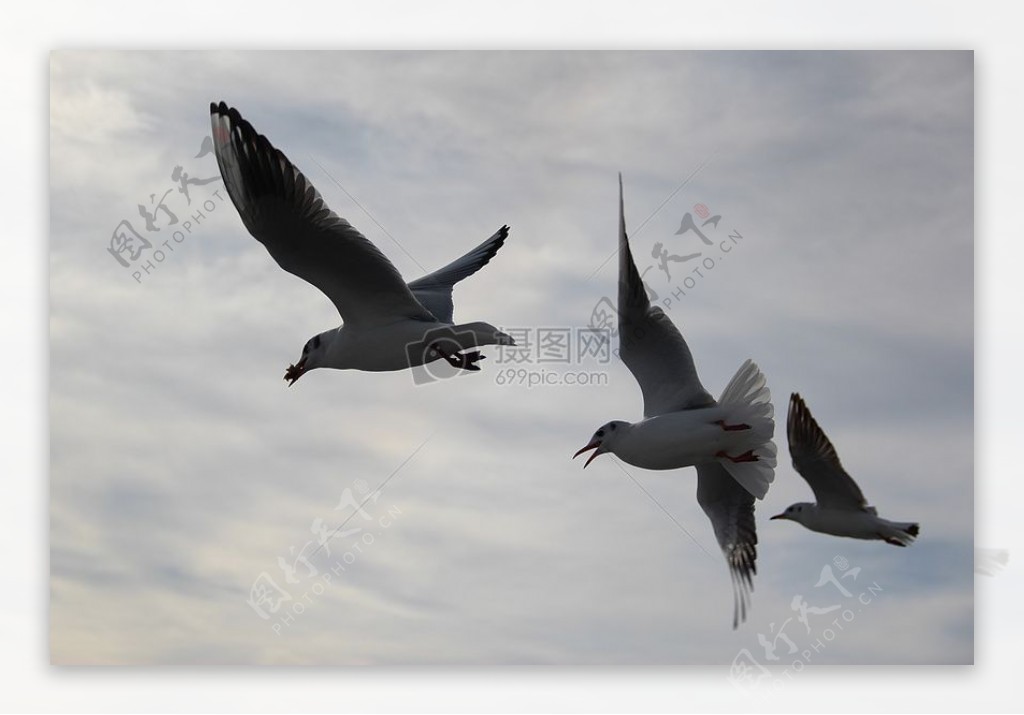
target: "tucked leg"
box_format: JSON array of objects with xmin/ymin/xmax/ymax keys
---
[
  {"xmin": 716, "ymin": 449, "xmax": 759, "ymax": 463},
  {"xmin": 429, "ymin": 343, "xmax": 485, "ymax": 372},
  {"xmin": 713, "ymin": 419, "xmax": 751, "ymax": 431}
]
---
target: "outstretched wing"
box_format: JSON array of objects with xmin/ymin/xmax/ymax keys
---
[
  {"xmin": 696, "ymin": 462, "xmax": 758, "ymax": 629},
  {"xmin": 211, "ymin": 101, "xmax": 436, "ymax": 328},
  {"xmin": 617, "ymin": 174, "xmax": 714, "ymax": 417},
  {"xmin": 787, "ymin": 393, "xmax": 870, "ymax": 511},
  {"xmin": 407, "ymin": 225, "xmax": 509, "ymax": 323}
]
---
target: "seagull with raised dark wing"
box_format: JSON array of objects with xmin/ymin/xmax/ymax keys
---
[
  {"xmin": 772, "ymin": 393, "xmax": 919, "ymax": 546},
  {"xmin": 210, "ymin": 101, "xmax": 513, "ymax": 385},
  {"xmin": 573, "ymin": 175, "xmax": 777, "ymax": 628}
]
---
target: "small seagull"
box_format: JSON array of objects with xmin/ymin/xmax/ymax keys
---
[
  {"xmin": 574, "ymin": 175, "xmax": 777, "ymax": 628},
  {"xmin": 771, "ymin": 393, "xmax": 920, "ymax": 546},
  {"xmin": 210, "ymin": 102, "xmax": 514, "ymax": 385}
]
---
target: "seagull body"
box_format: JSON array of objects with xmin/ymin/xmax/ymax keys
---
[
  {"xmin": 597, "ymin": 399, "xmax": 774, "ymax": 475},
  {"xmin": 574, "ymin": 175, "xmax": 777, "ymax": 628},
  {"xmin": 776, "ymin": 504, "xmax": 916, "ymax": 544},
  {"xmin": 772, "ymin": 393, "xmax": 920, "ymax": 547},
  {"xmin": 210, "ymin": 102, "xmax": 513, "ymax": 384},
  {"xmin": 314, "ymin": 319, "xmax": 509, "ymax": 374}
]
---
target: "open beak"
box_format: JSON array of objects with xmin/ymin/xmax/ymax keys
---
[
  {"xmin": 284, "ymin": 358, "xmax": 307, "ymax": 386},
  {"xmin": 770, "ymin": 513, "xmax": 786, "ymax": 521},
  {"xmin": 573, "ymin": 440, "xmax": 603, "ymax": 468}
]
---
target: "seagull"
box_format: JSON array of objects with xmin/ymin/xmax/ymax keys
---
[
  {"xmin": 573, "ymin": 175, "xmax": 777, "ymax": 628},
  {"xmin": 771, "ymin": 393, "xmax": 920, "ymax": 546},
  {"xmin": 210, "ymin": 101, "xmax": 514, "ymax": 385}
]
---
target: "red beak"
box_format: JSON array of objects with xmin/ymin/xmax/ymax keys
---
[{"xmin": 573, "ymin": 440, "xmax": 602, "ymax": 468}]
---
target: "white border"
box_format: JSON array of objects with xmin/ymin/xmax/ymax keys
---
[{"xmin": 10, "ymin": 0, "xmax": 1021, "ymax": 711}]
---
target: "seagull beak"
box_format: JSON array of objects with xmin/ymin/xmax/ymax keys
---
[
  {"xmin": 573, "ymin": 440, "xmax": 602, "ymax": 468},
  {"xmin": 770, "ymin": 513, "xmax": 787, "ymax": 521},
  {"xmin": 284, "ymin": 358, "xmax": 308, "ymax": 386}
]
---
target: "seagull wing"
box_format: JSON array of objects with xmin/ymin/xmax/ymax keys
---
[
  {"xmin": 407, "ymin": 225, "xmax": 509, "ymax": 324},
  {"xmin": 211, "ymin": 102, "xmax": 436, "ymax": 328},
  {"xmin": 696, "ymin": 463, "xmax": 758, "ymax": 629},
  {"xmin": 617, "ymin": 175, "xmax": 714, "ymax": 417},
  {"xmin": 787, "ymin": 393, "xmax": 869, "ymax": 511}
]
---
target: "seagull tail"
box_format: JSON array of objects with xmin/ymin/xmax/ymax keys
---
[
  {"xmin": 716, "ymin": 359, "xmax": 776, "ymax": 500},
  {"xmin": 881, "ymin": 520, "xmax": 920, "ymax": 547}
]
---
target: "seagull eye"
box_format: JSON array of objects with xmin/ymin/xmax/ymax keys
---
[
  {"xmin": 610, "ymin": 423, "xmax": 617, "ymax": 431},
  {"xmin": 312, "ymin": 334, "xmax": 321, "ymax": 349},
  {"xmin": 596, "ymin": 430, "xmax": 605, "ymax": 438}
]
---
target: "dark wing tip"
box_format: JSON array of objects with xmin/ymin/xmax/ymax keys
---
[
  {"xmin": 697, "ymin": 465, "xmax": 759, "ymax": 629},
  {"xmin": 210, "ymin": 102, "xmax": 255, "ymax": 151},
  {"xmin": 210, "ymin": 100, "xmax": 234, "ymax": 119},
  {"xmin": 787, "ymin": 391, "xmax": 827, "ymax": 457},
  {"xmin": 472, "ymin": 224, "xmax": 511, "ymax": 273},
  {"xmin": 730, "ymin": 550, "xmax": 756, "ymax": 630},
  {"xmin": 787, "ymin": 391, "xmax": 805, "ymax": 426},
  {"xmin": 792, "ymin": 392, "xmax": 843, "ymax": 459},
  {"xmin": 787, "ymin": 392, "xmax": 865, "ymax": 507},
  {"xmin": 468, "ymin": 224, "xmax": 511, "ymax": 276},
  {"xmin": 617, "ymin": 173, "xmax": 651, "ymax": 318},
  {"xmin": 218, "ymin": 105, "xmax": 292, "ymax": 179},
  {"xmin": 491, "ymin": 224, "xmax": 510, "ymax": 254},
  {"xmin": 209, "ymin": 102, "xmax": 261, "ymax": 148},
  {"xmin": 209, "ymin": 102, "xmax": 309, "ymax": 234}
]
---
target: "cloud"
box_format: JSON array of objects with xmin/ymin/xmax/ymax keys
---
[{"xmin": 50, "ymin": 50, "xmax": 972, "ymax": 664}]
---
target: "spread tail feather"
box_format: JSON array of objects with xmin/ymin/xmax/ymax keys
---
[
  {"xmin": 716, "ymin": 360, "xmax": 776, "ymax": 499},
  {"xmin": 883, "ymin": 521, "xmax": 920, "ymax": 546},
  {"xmin": 719, "ymin": 441, "xmax": 777, "ymax": 500}
]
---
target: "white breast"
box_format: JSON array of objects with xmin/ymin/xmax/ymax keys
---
[
  {"xmin": 328, "ymin": 320, "xmax": 444, "ymax": 372},
  {"xmin": 803, "ymin": 508, "xmax": 886, "ymax": 540},
  {"xmin": 612, "ymin": 408, "xmax": 768, "ymax": 471}
]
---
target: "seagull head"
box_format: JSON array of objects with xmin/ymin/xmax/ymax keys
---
[
  {"xmin": 573, "ymin": 421, "xmax": 628, "ymax": 468},
  {"xmin": 285, "ymin": 331, "xmax": 332, "ymax": 386},
  {"xmin": 770, "ymin": 502, "xmax": 814, "ymax": 524}
]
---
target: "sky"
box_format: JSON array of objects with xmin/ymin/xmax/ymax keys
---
[{"xmin": 49, "ymin": 50, "xmax": 973, "ymax": 666}]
